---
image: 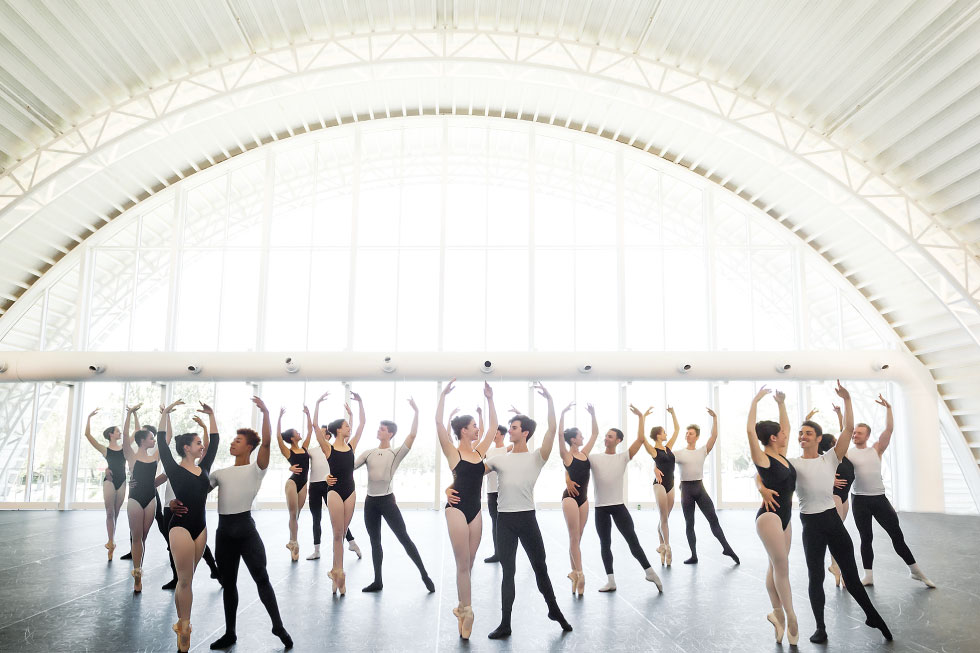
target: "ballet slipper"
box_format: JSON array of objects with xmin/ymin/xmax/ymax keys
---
[
  {"xmin": 335, "ymin": 569, "xmax": 346, "ymax": 595},
  {"xmin": 173, "ymin": 619, "xmax": 192, "ymax": 652},
  {"xmin": 576, "ymin": 570, "xmax": 586, "ymax": 596},
  {"xmin": 787, "ymin": 615, "xmax": 799, "ymax": 646},
  {"xmin": 452, "ymin": 606, "xmax": 464, "ymax": 638},
  {"xmin": 766, "ymin": 611, "xmax": 785, "ymax": 644},
  {"xmin": 131, "ymin": 567, "xmax": 142, "ymax": 593},
  {"xmin": 327, "ymin": 569, "xmax": 339, "ymax": 594},
  {"xmin": 657, "ymin": 544, "xmax": 666, "ymax": 565},
  {"xmin": 460, "ymin": 605, "xmax": 474, "ymax": 639},
  {"xmin": 106, "ymin": 541, "xmax": 115, "ymax": 561},
  {"xmin": 567, "ymin": 571, "xmax": 577, "ymax": 595},
  {"xmin": 349, "ymin": 540, "xmax": 362, "ymax": 558},
  {"xmin": 665, "ymin": 544, "xmax": 672, "ymax": 566},
  {"xmin": 828, "ymin": 559, "xmax": 842, "ymax": 587}
]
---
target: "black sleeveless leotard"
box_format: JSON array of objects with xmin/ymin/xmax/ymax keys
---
[
  {"xmin": 327, "ymin": 446, "xmax": 355, "ymax": 501},
  {"xmin": 104, "ymin": 448, "xmax": 127, "ymax": 490},
  {"xmin": 562, "ymin": 456, "xmax": 591, "ymax": 507},
  {"xmin": 157, "ymin": 430, "xmax": 218, "ymax": 540},
  {"xmin": 130, "ymin": 459, "xmax": 158, "ymax": 508},
  {"xmin": 288, "ymin": 449, "xmax": 310, "ymax": 492},
  {"xmin": 447, "ymin": 457, "xmax": 485, "ymax": 524},
  {"xmin": 654, "ymin": 446, "xmax": 676, "ymax": 493},
  {"xmin": 756, "ymin": 454, "xmax": 796, "ymax": 530},
  {"xmin": 833, "ymin": 455, "xmax": 854, "ymax": 502}
]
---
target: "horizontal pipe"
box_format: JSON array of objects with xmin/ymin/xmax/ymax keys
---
[{"xmin": 0, "ymin": 350, "xmax": 911, "ymax": 383}]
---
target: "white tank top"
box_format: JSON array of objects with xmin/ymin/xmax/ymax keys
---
[
  {"xmin": 791, "ymin": 449, "xmax": 839, "ymax": 514},
  {"xmin": 309, "ymin": 445, "xmax": 329, "ymax": 483},
  {"xmin": 674, "ymin": 446, "xmax": 709, "ymax": 482},
  {"xmin": 848, "ymin": 446, "xmax": 886, "ymax": 496},
  {"xmin": 588, "ymin": 451, "xmax": 629, "ymax": 507},
  {"xmin": 485, "ymin": 445, "xmax": 507, "ymax": 493},
  {"xmin": 209, "ymin": 462, "xmax": 267, "ymax": 515}
]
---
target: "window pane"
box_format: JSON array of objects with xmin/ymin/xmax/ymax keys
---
[
  {"xmin": 29, "ymin": 384, "xmax": 70, "ymax": 502},
  {"xmin": 0, "ymin": 383, "xmax": 35, "ymax": 501}
]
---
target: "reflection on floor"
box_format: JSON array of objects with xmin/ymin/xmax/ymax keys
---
[{"xmin": 0, "ymin": 508, "xmax": 976, "ymax": 652}]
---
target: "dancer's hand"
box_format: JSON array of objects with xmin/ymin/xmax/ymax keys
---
[
  {"xmin": 105, "ymin": 468, "xmax": 113, "ymax": 483},
  {"xmin": 326, "ymin": 475, "xmax": 337, "ymax": 486},
  {"xmin": 126, "ymin": 403, "xmax": 142, "ymax": 414},
  {"xmin": 533, "ymin": 382, "xmax": 551, "ymax": 400},
  {"xmin": 774, "ymin": 390, "xmax": 786, "ymax": 404},
  {"xmin": 759, "ymin": 486, "xmax": 780, "ymax": 512},
  {"xmin": 169, "ymin": 499, "xmax": 188, "ymax": 515},
  {"xmin": 191, "ymin": 415, "xmax": 206, "ymax": 430},
  {"xmin": 483, "ymin": 381, "xmax": 493, "ymax": 400},
  {"xmin": 706, "ymin": 407, "xmax": 717, "ymax": 419},
  {"xmin": 629, "ymin": 403, "xmax": 643, "ymax": 417},
  {"xmin": 316, "ymin": 391, "xmax": 329, "ymax": 403},
  {"xmin": 875, "ymin": 394, "xmax": 890, "ymax": 409},
  {"xmin": 832, "ymin": 404, "xmax": 842, "ymax": 416},
  {"xmin": 561, "ymin": 402, "xmax": 575, "ymax": 415},
  {"xmin": 805, "ymin": 407, "xmax": 819, "ymax": 421},
  {"xmin": 251, "ymin": 396, "xmax": 268, "ymax": 414},
  {"xmin": 475, "ymin": 406, "xmax": 483, "ymax": 417},
  {"xmin": 407, "ymin": 397, "xmax": 418, "ymax": 412},
  {"xmin": 163, "ymin": 400, "xmax": 184, "ymax": 413},
  {"xmin": 445, "ymin": 487, "xmax": 460, "ymax": 505},
  {"xmin": 753, "ymin": 386, "xmax": 770, "ymax": 403},
  {"xmin": 278, "ymin": 407, "xmax": 286, "ymax": 419},
  {"xmin": 88, "ymin": 408, "xmax": 100, "ymax": 419},
  {"xmin": 350, "ymin": 391, "xmax": 363, "ymax": 404},
  {"xmin": 666, "ymin": 405, "xmax": 675, "ymax": 415},
  {"xmin": 303, "ymin": 405, "xmax": 311, "ymax": 418},
  {"xmin": 565, "ymin": 477, "xmax": 580, "ymax": 497},
  {"xmin": 197, "ymin": 402, "xmax": 214, "ymax": 416},
  {"xmin": 508, "ymin": 404, "xmax": 521, "ymax": 415},
  {"xmin": 585, "ymin": 403, "xmax": 596, "ymax": 416},
  {"xmin": 834, "ymin": 380, "xmax": 850, "ymax": 400},
  {"xmin": 290, "ymin": 464, "xmax": 303, "ymax": 475},
  {"xmin": 128, "ymin": 479, "xmax": 136, "ymax": 492},
  {"xmin": 442, "ymin": 378, "xmax": 457, "ymax": 396},
  {"xmin": 834, "ymin": 474, "xmax": 847, "ymax": 489},
  {"xmin": 654, "ymin": 467, "xmax": 664, "ymax": 484}
]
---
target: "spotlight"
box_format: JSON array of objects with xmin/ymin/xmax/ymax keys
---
[
  {"xmin": 677, "ymin": 363, "xmax": 692, "ymax": 374},
  {"xmin": 481, "ymin": 360, "xmax": 495, "ymax": 374},
  {"xmin": 578, "ymin": 363, "xmax": 593, "ymax": 374},
  {"xmin": 775, "ymin": 363, "xmax": 792, "ymax": 374},
  {"xmin": 88, "ymin": 364, "xmax": 105, "ymax": 374},
  {"xmin": 872, "ymin": 360, "xmax": 890, "ymax": 371},
  {"xmin": 187, "ymin": 364, "xmax": 202, "ymax": 375},
  {"xmin": 285, "ymin": 357, "xmax": 300, "ymax": 374},
  {"xmin": 382, "ymin": 356, "xmax": 396, "ymax": 374}
]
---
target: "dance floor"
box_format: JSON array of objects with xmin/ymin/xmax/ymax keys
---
[{"xmin": 0, "ymin": 507, "xmax": 975, "ymax": 652}]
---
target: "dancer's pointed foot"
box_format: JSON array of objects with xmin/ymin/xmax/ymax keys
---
[
  {"xmin": 547, "ymin": 605, "xmax": 573, "ymax": 632},
  {"xmin": 723, "ymin": 549, "xmax": 740, "ymax": 564},
  {"xmin": 272, "ymin": 626, "xmax": 293, "ymax": 648},
  {"xmin": 422, "ymin": 575, "xmax": 435, "ymax": 592},
  {"xmin": 348, "ymin": 540, "xmax": 362, "ymax": 559},
  {"xmin": 866, "ymin": 615, "xmax": 893, "ymax": 641},
  {"xmin": 766, "ymin": 611, "xmax": 784, "ymax": 644}
]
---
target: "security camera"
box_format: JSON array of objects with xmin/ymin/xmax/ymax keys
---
[
  {"xmin": 88, "ymin": 364, "xmax": 105, "ymax": 374},
  {"xmin": 382, "ymin": 356, "xmax": 396, "ymax": 374},
  {"xmin": 187, "ymin": 364, "xmax": 202, "ymax": 375},
  {"xmin": 775, "ymin": 363, "xmax": 792, "ymax": 374},
  {"xmin": 578, "ymin": 363, "xmax": 593, "ymax": 374},
  {"xmin": 285, "ymin": 357, "xmax": 300, "ymax": 374},
  {"xmin": 872, "ymin": 360, "xmax": 890, "ymax": 371},
  {"xmin": 0, "ymin": 361, "xmax": 6, "ymax": 373},
  {"xmin": 481, "ymin": 360, "xmax": 494, "ymax": 374},
  {"xmin": 677, "ymin": 363, "xmax": 691, "ymax": 374}
]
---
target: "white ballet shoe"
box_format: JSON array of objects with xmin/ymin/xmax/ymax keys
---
[
  {"xmin": 644, "ymin": 567, "xmax": 663, "ymax": 592},
  {"xmin": 349, "ymin": 540, "xmax": 362, "ymax": 559}
]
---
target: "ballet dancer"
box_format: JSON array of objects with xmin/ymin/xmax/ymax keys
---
[
  {"xmin": 349, "ymin": 397, "xmax": 434, "ymax": 593},
  {"xmin": 83, "ymin": 408, "xmax": 127, "ymax": 561},
  {"xmin": 483, "ymin": 424, "xmax": 508, "ymax": 564},
  {"xmin": 850, "ymin": 394, "xmax": 934, "ymax": 587},
  {"xmin": 121, "ymin": 404, "xmax": 159, "ymax": 592},
  {"xmin": 640, "ymin": 406, "xmax": 680, "ymax": 565},
  {"xmin": 451, "ymin": 382, "xmax": 572, "ymax": 639},
  {"xmin": 557, "ymin": 401, "xmax": 599, "ymax": 595},
  {"xmin": 747, "ymin": 388, "xmax": 799, "ymax": 645},
  {"xmin": 674, "ymin": 408, "xmax": 738, "ymax": 564},
  {"xmin": 277, "ymin": 408, "xmax": 311, "ymax": 561},
  {"xmin": 312, "ymin": 390, "xmax": 365, "ymax": 595},
  {"xmin": 306, "ymin": 400, "xmax": 361, "ymax": 561},
  {"xmin": 156, "ymin": 400, "xmax": 219, "ymax": 653},
  {"xmin": 200, "ymin": 396, "xmax": 292, "ymax": 650},
  {"xmin": 436, "ymin": 379, "xmax": 498, "ymax": 638},
  {"xmin": 789, "ymin": 381, "xmax": 892, "ymax": 644}
]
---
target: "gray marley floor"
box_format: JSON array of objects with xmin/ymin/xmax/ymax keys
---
[{"xmin": 0, "ymin": 507, "xmax": 976, "ymax": 652}]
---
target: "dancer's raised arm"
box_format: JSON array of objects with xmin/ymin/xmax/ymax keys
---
[
  {"xmin": 774, "ymin": 391, "xmax": 789, "ymax": 456},
  {"xmin": 403, "ymin": 398, "xmax": 420, "ymax": 449},
  {"xmin": 122, "ymin": 405, "xmax": 141, "ymax": 463},
  {"xmin": 557, "ymin": 401, "xmax": 575, "ymax": 465},
  {"xmin": 628, "ymin": 404, "xmax": 653, "ymax": 460},
  {"xmin": 85, "ymin": 409, "xmax": 108, "ymax": 457},
  {"xmin": 349, "ymin": 391, "xmax": 366, "ymax": 450},
  {"xmin": 746, "ymin": 386, "xmax": 772, "ymax": 467},
  {"xmin": 275, "ymin": 408, "xmax": 291, "ymax": 459},
  {"xmin": 665, "ymin": 406, "xmax": 681, "ymax": 449},
  {"xmin": 704, "ymin": 408, "xmax": 719, "ymax": 453},
  {"xmin": 873, "ymin": 394, "xmax": 894, "ymax": 455},
  {"xmin": 435, "ymin": 379, "xmax": 459, "ymax": 462},
  {"xmin": 253, "ymin": 396, "xmax": 272, "ymax": 470},
  {"xmin": 833, "ymin": 381, "xmax": 853, "ymax": 460},
  {"xmin": 475, "ymin": 382, "xmax": 498, "ymax": 456},
  {"xmin": 534, "ymin": 383, "xmax": 558, "ymax": 461},
  {"xmin": 582, "ymin": 403, "xmax": 600, "ymax": 454}
]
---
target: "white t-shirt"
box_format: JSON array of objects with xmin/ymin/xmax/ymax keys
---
[
  {"xmin": 589, "ymin": 451, "xmax": 629, "ymax": 507},
  {"xmin": 791, "ymin": 449, "xmax": 839, "ymax": 515},
  {"xmin": 209, "ymin": 462, "xmax": 267, "ymax": 515},
  {"xmin": 674, "ymin": 446, "xmax": 709, "ymax": 482},
  {"xmin": 309, "ymin": 445, "xmax": 329, "ymax": 483},
  {"xmin": 848, "ymin": 446, "xmax": 886, "ymax": 496},
  {"xmin": 485, "ymin": 445, "xmax": 507, "ymax": 493},
  {"xmin": 485, "ymin": 449, "xmax": 547, "ymax": 512},
  {"xmin": 354, "ymin": 445, "xmax": 410, "ymax": 497}
]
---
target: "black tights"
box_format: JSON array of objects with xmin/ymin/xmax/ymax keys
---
[
  {"xmin": 497, "ymin": 511, "xmax": 558, "ymax": 620},
  {"xmin": 309, "ymin": 481, "xmax": 355, "ymax": 546},
  {"xmin": 215, "ymin": 513, "xmax": 285, "ymax": 635},
  {"xmin": 595, "ymin": 504, "xmax": 651, "ymax": 574},
  {"xmin": 852, "ymin": 494, "xmax": 915, "ymax": 569},
  {"xmin": 801, "ymin": 508, "xmax": 885, "ymax": 629},
  {"xmin": 158, "ymin": 505, "xmax": 217, "ymax": 579},
  {"xmin": 364, "ymin": 494, "xmax": 428, "ymax": 582},
  {"xmin": 680, "ymin": 480, "xmax": 734, "ymax": 556},
  {"xmin": 487, "ymin": 492, "xmax": 499, "ymax": 556}
]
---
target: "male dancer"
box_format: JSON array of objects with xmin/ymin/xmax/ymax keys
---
[
  {"xmin": 173, "ymin": 397, "xmax": 293, "ymax": 650},
  {"xmin": 483, "ymin": 425, "xmax": 508, "ymax": 563},
  {"xmin": 851, "ymin": 394, "xmax": 934, "ymax": 588},
  {"xmin": 342, "ymin": 397, "xmax": 435, "ymax": 592}
]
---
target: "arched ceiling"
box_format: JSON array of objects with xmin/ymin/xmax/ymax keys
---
[{"xmin": 1, "ymin": 0, "xmax": 979, "ymax": 477}]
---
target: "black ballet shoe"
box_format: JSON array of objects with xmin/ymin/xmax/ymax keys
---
[
  {"xmin": 422, "ymin": 576, "xmax": 436, "ymax": 593},
  {"xmin": 161, "ymin": 578, "xmax": 178, "ymax": 591},
  {"xmin": 723, "ymin": 549, "xmax": 740, "ymax": 565},
  {"xmin": 488, "ymin": 624, "xmax": 512, "ymax": 640},
  {"xmin": 866, "ymin": 616, "xmax": 893, "ymax": 641},
  {"xmin": 547, "ymin": 607, "xmax": 573, "ymax": 632},
  {"xmin": 683, "ymin": 556, "xmax": 698, "ymax": 564},
  {"xmin": 120, "ymin": 551, "xmax": 132, "ymax": 560},
  {"xmin": 209, "ymin": 633, "xmax": 236, "ymax": 649},
  {"xmin": 272, "ymin": 626, "xmax": 293, "ymax": 649},
  {"xmin": 361, "ymin": 581, "xmax": 383, "ymax": 592},
  {"xmin": 809, "ymin": 627, "xmax": 827, "ymax": 643},
  {"xmin": 484, "ymin": 555, "xmax": 500, "ymax": 563}
]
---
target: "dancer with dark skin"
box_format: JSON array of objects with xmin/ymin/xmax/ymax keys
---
[
  {"xmin": 557, "ymin": 402, "xmax": 599, "ymax": 595},
  {"xmin": 639, "ymin": 406, "xmax": 680, "ymax": 565},
  {"xmin": 83, "ymin": 409, "xmax": 127, "ymax": 561},
  {"xmin": 277, "ymin": 408, "xmax": 312, "ymax": 561}
]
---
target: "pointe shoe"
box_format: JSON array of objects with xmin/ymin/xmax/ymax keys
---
[
  {"xmin": 787, "ymin": 618, "xmax": 799, "ymax": 646},
  {"xmin": 657, "ymin": 544, "xmax": 666, "ymax": 565},
  {"xmin": 173, "ymin": 619, "xmax": 192, "ymax": 652},
  {"xmin": 567, "ymin": 571, "xmax": 577, "ymax": 594},
  {"xmin": 131, "ymin": 567, "xmax": 142, "ymax": 593},
  {"xmin": 106, "ymin": 541, "xmax": 115, "ymax": 561},
  {"xmin": 452, "ymin": 606, "xmax": 465, "ymax": 638},
  {"xmin": 328, "ymin": 569, "xmax": 339, "ymax": 594},
  {"xmin": 766, "ymin": 611, "xmax": 785, "ymax": 644},
  {"xmin": 576, "ymin": 571, "xmax": 585, "ymax": 596},
  {"xmin": 829, "ymin": 560, "xmax": 842, "ymax": 587},
  {"xmin": 286, "ymin": 541, "xmax": 299, "ymax": 562},
  {"xmin": 460, "ymin": 605, "xmax": 475, "ymax": 639},
  {"xmin": 334, "ymin": 569, "xmax": 346, "ymax": 595},
  {"xmin": 349, "ymin": 540, "xmax": 362, "ymax": 559},
  {"xmin": 665, "ymin": 544, "xmax": 672, "ymax": 566}
]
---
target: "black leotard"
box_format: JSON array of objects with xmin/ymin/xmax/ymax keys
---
[
  {"xmin": 288, "ymin": 449, "xmax": 310, "ymax": 493},
  {"xmin": 561, "ymin": 456, "xmax": 591, "ymax": 507},
  {"xmin": 326, "ymin": 446, "xmax": 355, "ymax": 501},
  {"xmin": 130, "ymin": 460, "xmax": 158, "ymax": 508},
  {"xmin": 653, "ymin": 446, "xmax": 676, "ymax": 493},
  {"xmin": 755, "ymin": 454, "xmax": 796, "ymax": 530},
  {"xmin": 104, "ymin": 448, "xmax": 127, "ymax": 491},
  {"xmin": 157, "ymin": 430, "xmax": 219, "ymax": 540},
  {"xmin": 447, "ymin": 457, "xmax": 484, "ymax": 524},
  {"xmin": 833, "ymin": 455, "xmax": 854, "ymax": 502}
]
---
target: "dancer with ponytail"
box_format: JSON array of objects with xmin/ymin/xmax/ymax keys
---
[
  {"xmin": 120, "ymin": 404, "xmax": 159, "ymax": 592},
  {"xmin": 276, "ymin": 408, "xmax": 311, "ymax": 561},
  {"xmin": 640, "ymin": 406, "xmax": 680, "ymax": 565},
  {"xmin": 557, "ymin": 401, "xmax": 599, "ymax": 595},
  {"xmin": 83, "ymin": 409, "xmax": 128, "ymax": 561}
]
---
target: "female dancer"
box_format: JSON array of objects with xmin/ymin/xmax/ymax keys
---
[
  {"xmin": 557, "ymin": 401, "xmax": 598, "ymax": 595},
  {"xmin": 640, "ymin": 406, "xmax": 680, "ymax": 565},
  {"xmin": 307, "ymin": 397, "xmax": 361, "ymax": 560},
  {"xmin": 121, "ymin": 404, "xmax": 162, "ymax": 592},
  {"xmin": 788, "ymin": 381, "xmax": 892, "ymax": 644},
  {"xmin": 83, "ymin": 408, "xmax": 127, "ymax": 560},
  {"xmin": 747, "ymin": 387, "xmax": 799, "ymax": 645},
  {"xmin": 674, "ymin": 409, "xmax": 738, "ymax": 564},
  {"xmin": 312, "ymin": 390, "xmax": 365, "ymax": 595},
  {"xmin": 277, "ymin": 408, "xmax": 311, "ymax": 561},
  {"xmin": 156, "ymin": 400, "xmax": 219, "ymax": 652},
  {"xmin": 436, "ymin": 378, "xmax": 497, "ymax": 639}
]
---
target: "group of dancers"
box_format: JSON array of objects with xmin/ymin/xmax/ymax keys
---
[{"xmin": 83, "ymin": 379, "xmax": 934, "ymax": 650}]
